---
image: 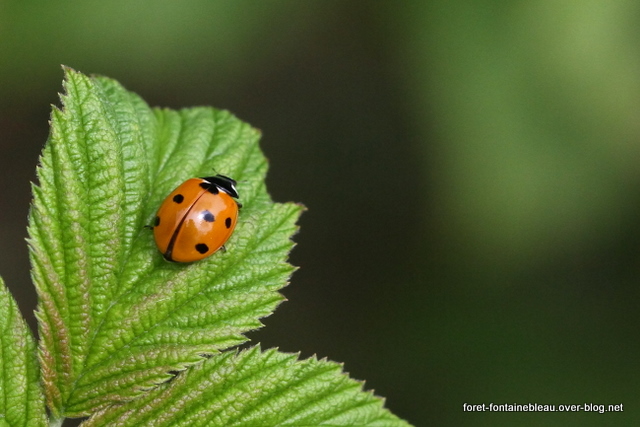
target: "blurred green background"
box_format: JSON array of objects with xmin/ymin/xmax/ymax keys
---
[{"xmin": 2, "ymin": 1, "xmax": 640, "ymax": 425}]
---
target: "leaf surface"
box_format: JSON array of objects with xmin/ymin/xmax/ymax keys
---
[
  {"xmin": 29, "ymin": 68, "xmax": 302, "ymax": 417},
  {"xmin": 0, "ymin": 277, "xmax": 47, "ymax": 426},
  {"xmin": 84, "ymin": 346, "xmax": 411, "ymax": 427}
]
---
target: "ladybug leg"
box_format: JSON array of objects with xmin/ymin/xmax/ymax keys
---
[
  {"xmin": 219, "ymin": 245, "xmax": 227, "ymax": 253},
  {"xmin": 144, "ymin": 215, "xmax": 161, "ymax": 230}
]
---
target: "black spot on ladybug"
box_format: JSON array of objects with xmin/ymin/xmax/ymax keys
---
[
  {"xmin": 195, "ymin": 243, "xmax": 209, "ymax": 254},
  {"xmin": 225, "ymin": 217, "xmax": 232, "ymax": 229},
  {"xmin": 200, "ymin": 182, "xmax": 219, "ymax": 194},
  {"xmin": 173, "ymin": 194, "xmax": 184, "ymax": 204},
  {"xmin": 154, "ymin": 216, "xmax": 160, "ymax": 226},
  {"xmin": 202, "ymin": 210, "xmax": 215, "ymax": 222}
]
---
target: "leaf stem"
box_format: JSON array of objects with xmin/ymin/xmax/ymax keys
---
[{"xmin": 49, "ymin": 415, "xmax": 64, "ymax": 427}]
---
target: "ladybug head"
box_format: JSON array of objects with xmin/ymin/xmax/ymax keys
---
[{"xmin": 202, "ymin": 174, "xmax": 239, "ymax": 199}]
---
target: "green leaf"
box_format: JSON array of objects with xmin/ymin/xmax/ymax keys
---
[
  {"xmin": 29, "ymin": 67, "xmax": 303, "ymax": 417},
  {"xmin": 83, "ymin": 346, "xmax": 411, "ymax": 426},
  {"xmin": 0, "ymin": 276, "xmax": 47, "ymax": 426}
]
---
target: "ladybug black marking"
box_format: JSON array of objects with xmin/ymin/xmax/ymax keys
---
[
  {"xmin": 200, "ymin": 181, "xmax": 219, "ymax": 194},
  {"xmin": 195, "ymin": 243, "xmax": 209, "ymax": 254},
  {"xmin": 202, "ymin": 210, "xmax": 215, "ymax": 222},
  {"xmin": 154, "ymin": 216, "xmax": 161, "ymax": 227},
  {"xmin": 225, "ymin": 217, "xmax": 232, "ymax": 229},
  {"xmin": 173, "ymin": 194, "xmax": 184, "ymax": 204}
]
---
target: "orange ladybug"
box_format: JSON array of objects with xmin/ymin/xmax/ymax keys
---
[{"xmin": 152, "ymin": 175, "xmax": 240, "ymax": 262}]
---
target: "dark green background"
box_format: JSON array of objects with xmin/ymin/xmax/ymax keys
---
[{"xmin": 1, "ymin": 2, "xmax": 639, "ymax": 425}]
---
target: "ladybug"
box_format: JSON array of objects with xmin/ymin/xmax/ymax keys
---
[{"xmin": 152, "ymin": 175, "xmax": 241, "ymax": 262}]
